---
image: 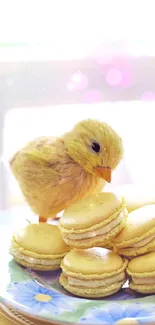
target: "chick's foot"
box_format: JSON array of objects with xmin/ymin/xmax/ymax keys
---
[
  {"xmin": 39, "ymin": 216, "xmax": 47, "ymax": 223},
  {"xmin": 39, "ymin": 215, "xmax": 60, "ymax": 223}
]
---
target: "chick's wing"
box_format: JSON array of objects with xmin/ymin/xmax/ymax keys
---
[{"xmin": 10, "ymin": 136, "xmax": 61, "ymax": 190}]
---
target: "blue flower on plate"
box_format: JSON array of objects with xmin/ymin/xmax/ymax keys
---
[
  {"xmin": 81, "ymin": 303, "xmax": 155, "ymax": 324},
  {"xmin": 8, "ymin": 280, "xmax": 74, "ymax": 314}
]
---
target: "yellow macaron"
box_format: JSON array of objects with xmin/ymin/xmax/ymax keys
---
[
  {"xmin": 127, "ymin": 252, "xmax": 155, "ymax": 294},
  {"xmin": 113, "ymin": 184, "xmax": 155, "ymax": 213},
  {"xmin": 10, "ymin": 223, "xmax": 70, "ymax": 270},
  {"xmin": 59, "ymin": 247, "xmax": 128, "ymax": 298},
  {"xmin": 112, "ymin": 204, "xmax": 155, "ymax": 257},
  {"xmin": 59, "ymin": 192, "xmax": 127, "ymax": 248}
]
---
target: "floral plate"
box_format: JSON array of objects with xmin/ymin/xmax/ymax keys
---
[{"xmin": 0, "ymin": 208, "xmax": 155, "ymax": 325}]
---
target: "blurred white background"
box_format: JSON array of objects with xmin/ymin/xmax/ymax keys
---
[{"xmin": 1, "ymin": 0, "xmax": 155, "ymax": 212}]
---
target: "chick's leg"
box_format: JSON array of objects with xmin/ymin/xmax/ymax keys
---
[
  {"xmin": 39, "ymin": 215, "xmax": 60, "ymax": 223},
  {"xmin": 39, "ymin": 216, "xmax": 47, "ymax": 223}
]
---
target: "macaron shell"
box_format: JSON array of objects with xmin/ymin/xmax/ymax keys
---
[
  {"xmin": 62, "ymin": 215, "xmax": 127, "ymax": 249},
  {"xmin": 112, "ymin": 205, "xmax": 155, "ymax": 247},
  {"xmin": 129, "ymin": 282, "xmax": 155, "ymax": 294},
  {"xmin": 62, "ymin": 248, "xmax": 124, "ymax": 275},
  {"xmin": 102, "ymin": 243, "xmax": 112, "ymax": 249},
  {"xmin": 60, "ymin": 192, "xmax": 122, "ymax": 230},
  {"xmin": 59, "ymin": 273, "xmax": 125, "ymax": 298},
  {"xmin": 14, "ymin": 256, "xmax": 61, "ymax": 271},
  {"xmin": 61, "ymin": 248, "xmax": 128, "ymax": 281},
  {"xmin": 14, "ymin": 223, "xmax": 69, "ymax": 256},
  {"xmin": 114, "ymin": 184, "xmax": 155, "ymax": 212},
  {"xmin": 127, "ymin": 252, "xmax": 155, "ymax": 276}
]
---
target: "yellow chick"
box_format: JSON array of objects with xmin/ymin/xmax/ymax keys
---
[{"xmin": 10, "ymin": 119, "xmax": 123, "ymax": 222}]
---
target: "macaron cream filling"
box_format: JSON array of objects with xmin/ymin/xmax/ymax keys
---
[
  {"xmin": 129, "ymin": 232, "xmax": 155, "ymax": 248},
  {"xmin": 66, "ymin": 212, "xmax": 124, "ymax": 241},
  {"xmin": 115, "ymin": 231, "xmax": 155, "ymax": 253},
  {"xmin": 64, "ymin": 271, "xmax": 125, "ymax": 288},
  {"xmin": 132, "ymin": 276, "xmax": 155, "ymax": 285},
  {"xmin": 10, "ymin": 247, "xmax": 62, "ymax": 266}
]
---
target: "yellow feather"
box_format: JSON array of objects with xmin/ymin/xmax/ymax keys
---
[{"xmin": 10, "ymin": 120, "xmax": 123, "ymax": 218}]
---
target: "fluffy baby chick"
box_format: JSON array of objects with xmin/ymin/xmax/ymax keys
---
[{"xmin": 10, "ymin": 119, "xmax": 123, "ymax": 222}]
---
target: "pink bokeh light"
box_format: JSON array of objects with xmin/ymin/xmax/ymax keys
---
[
  {"xmin": 105, "ymin": 68, "xmax": 123, "ymax": 86},
  {"xmin": 141, "ymin": 91, "xmax": 155, "ymax": 101},
  {"xmin": 67, "ymin": 71, "xmax": 88, "ymax": 91},
  {"xmin": 103, "ymin": 57, "xmax": 133, "ymax": 88},
  {"xmin": 84, "ymin": 90, "xmax": 101, "ymax": 103}
]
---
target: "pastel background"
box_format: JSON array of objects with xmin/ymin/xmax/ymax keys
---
[{"xmin": 0, "ymin": 0, "xmax": 155, "ymax": 211}]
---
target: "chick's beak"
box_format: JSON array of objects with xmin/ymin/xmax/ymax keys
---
[{"xmin": 95, "ymin": 167, "xmax": 111, "ymax": 182}]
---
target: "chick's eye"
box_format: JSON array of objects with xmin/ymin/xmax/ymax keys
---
[{"xmin": 91, "ymin": 141, "xmax": 100, "ymax": 153}]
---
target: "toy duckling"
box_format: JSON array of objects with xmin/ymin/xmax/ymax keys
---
[{"xmin": 10, "ymin": 119, "xmax": 123, "ymax": 222}]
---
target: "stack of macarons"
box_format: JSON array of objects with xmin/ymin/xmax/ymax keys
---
[
  {"xmin": 59, "ymin": 191, "xmax": 155, "ymax": 297},
  {"xmin": 10, "ymin": 189, "xmax": 155, "ymax": 298},
  {"xmin": 58, "ymin": 191, "xmax": 129, "ymax": 297},
  {"xmin": 111, "ymin": 204, "xmax": 155, "ymax": 294}
]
